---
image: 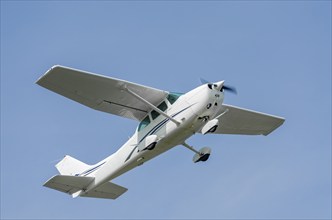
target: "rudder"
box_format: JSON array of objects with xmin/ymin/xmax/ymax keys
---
[{"xmin": 56, "ymin": 155, "xmax": 90, "ymax": 176}]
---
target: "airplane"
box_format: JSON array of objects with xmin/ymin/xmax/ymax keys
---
[{"xmin": 37, "ymin": 65, "xmax": 285, "ymax": 200}]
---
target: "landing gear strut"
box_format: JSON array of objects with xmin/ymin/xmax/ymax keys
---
[{"xmin": 182, "ymin": 142, "xmax": 211, "ymax": 163}]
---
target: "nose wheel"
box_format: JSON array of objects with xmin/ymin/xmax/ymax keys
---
[{"xmin": 182, "ymin": 142, "xmax": 211, "ymax": 163}]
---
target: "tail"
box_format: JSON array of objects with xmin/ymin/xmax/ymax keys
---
[
  {"xmin": 55, "ymin": 155, "xmax": 90, "ymax": 176},
  {"xmin": 45, "ymin": 155, "xmax": 128, "ymax": 199}
]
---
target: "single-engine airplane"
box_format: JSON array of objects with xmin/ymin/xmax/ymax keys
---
[{"xmin": 37, "ymin": 65, "xmax": 285, "ymax": 200}]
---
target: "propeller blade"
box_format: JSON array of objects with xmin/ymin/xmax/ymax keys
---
[
  {"xmin": 200, "ymin": 78, "xmax": 210, "ymax": 84},
  {"xmin": 223, "ymin": 85, "xmax": 237, "ymax": 94}
]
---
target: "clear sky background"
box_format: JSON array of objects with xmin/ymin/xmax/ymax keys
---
[{"xmin": 1, "ymin": 1, "xmax": 331, "ymax": 219}]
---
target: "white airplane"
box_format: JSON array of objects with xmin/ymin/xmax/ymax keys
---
[{"xmin": 37, "ymin": 65, "xmax": 285, "ymax": 200}]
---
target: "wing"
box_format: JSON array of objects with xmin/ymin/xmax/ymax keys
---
[
  {"xmin": 213, "ymin": 104, "xmax": 285, "ymax": 136},
  {"xmin": 36, "ymin": 65, "xmax": 168, "ymax": 121}
]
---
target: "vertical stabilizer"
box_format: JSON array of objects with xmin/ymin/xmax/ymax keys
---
[{"xmin": 56, "ymin": 155, "xmax": 90, "ymax": 176}]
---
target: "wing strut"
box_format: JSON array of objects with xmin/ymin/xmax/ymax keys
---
[
  {"xmin": 182, "ymin": 142, "xmax": 201, "ymax": 155},
  {"xmin": 124, "ymin": 87, "xmax": 181, "ymax": 126}
]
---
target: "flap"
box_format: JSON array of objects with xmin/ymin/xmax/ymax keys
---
[
  {"xmin": 36, "ymin": 65, "xmax": 168, "ymax": 121},
  {"xmin": 212, "ymin": 104, "xmax": 285, "ymax": 136}
]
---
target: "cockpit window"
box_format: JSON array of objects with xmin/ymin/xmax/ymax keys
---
[
  {"xmin": 151, "ymin": 101, "xmax": 168, "ymax": 120},
  {"xmin": 138, "ymin": 115, "xmax": 150, "ymax": 131},
  {"xmin": 167, "ymin": 92, "xmax": 183, "ymax": 104}
]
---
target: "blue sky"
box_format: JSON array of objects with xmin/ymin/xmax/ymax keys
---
[{"xmin": 1, "ymin": 1, "xmax": 331, "ymax": 219}]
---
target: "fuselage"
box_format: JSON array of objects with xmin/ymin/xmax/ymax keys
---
[{"xmin": 82, "ymin": 83, "xmax": 225, "ymax": 193}]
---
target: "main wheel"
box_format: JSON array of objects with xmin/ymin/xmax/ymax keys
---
[{"xmin": 193, "ymin": 147, "xmax": 212, "ymax": 163}]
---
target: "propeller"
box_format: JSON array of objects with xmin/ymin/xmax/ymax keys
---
[
  {"xmin": 200, "ymin": 78, "xmax": 210, "ymax": 84},
  {"xmin": 223, "ymin": 84, "xmax": 237, "ymax": 94},
  {"xmin": 200, "ymin": 78, "xmax": 237, "ymax": 95}
]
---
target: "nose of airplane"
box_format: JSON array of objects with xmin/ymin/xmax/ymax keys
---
[
  {"xmin": 212, "ymin": 80, "xmax": 237, "ymax": 94},
  {"xmin": 213, "ymin": 80, "xmax": 225, "ymax": 91}
]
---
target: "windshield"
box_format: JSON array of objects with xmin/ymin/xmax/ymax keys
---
[{"xmin": 167, "ymin": 92, "xmax": 183, "ymax": 104}]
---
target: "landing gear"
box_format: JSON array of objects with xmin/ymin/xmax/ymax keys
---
[
  {"xmin": 193, "ymin": 147, "xmax": 211, "ymax": 163},
  {"xmin": 182, "ymin": 142, "xmax": 212, "ymax": 163}
]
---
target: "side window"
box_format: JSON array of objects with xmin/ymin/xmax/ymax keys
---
[
  {"xmin": 167, "ymin": 93, "xmax": 183, "ymax": 104},
  {"xmin": 151, "ymin": 101, "xmax": 168, "ymax": 120},
  {"xmin": 151, "ymin": 110, "xmax": 160, "ymax": 120},
  {"xmin": 157, "ymin": 101, "xmax": 167, "ymax": 111},
  {"xmin": 138, "ymin": 116, "xmax": 150, "ymax": 131}
]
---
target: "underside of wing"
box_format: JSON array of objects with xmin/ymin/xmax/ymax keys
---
[
  {"xmin": 214, "ymin": 104, "xmax": 285, "ymax": 136},
  {"xmin": 36, "ymin": 65, "xmax": 168, "ymax": 121}
]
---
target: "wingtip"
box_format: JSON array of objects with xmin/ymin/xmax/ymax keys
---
[{"xmin": 35, "ymin": 65, "xmax": 62, "ymax": 85}]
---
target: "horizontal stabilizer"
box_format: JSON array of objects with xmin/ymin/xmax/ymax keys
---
[
  {"xmin": 43, "ymin": 175, "xmax": 127, "ymax": 199},
  {"xmin": 81, "ymin": 181, "xmax": 128, "ymax": 199},
  {"xmin": 44, "ymin": 175, "xmax": 94, "ymax": 195}
]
